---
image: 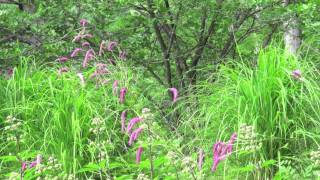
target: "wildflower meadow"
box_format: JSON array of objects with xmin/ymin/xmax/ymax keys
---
[{"xmin": 1, "ymin": 1, "xmax": 320, "ymax": 179}]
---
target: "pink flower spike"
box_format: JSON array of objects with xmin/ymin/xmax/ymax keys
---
[
  {"xmin": 121, "ymin": 110, "xmax": 127, "ymax": 132},
  {"xmin": 107, "ymin": 41, "xmax": 117, "ymax": 51},
  {"xmin": 57, "ymin": 56, "xmax": 69, "ymax": 63},
  {"xmin": 58, "ymin": 67, "xmax": 69, "ymax": 75},
  {"xmin": 133, "ymin": 127, "xmax": 143, "ymax": 141},
  {"xmin": 21, "ymin": 162, "xmax": 27, "ymax": 172},
  {"xmin": 108, "ymin": 58, "xmax": 116, "ymax": 66},
  {"xmin": 77, "ymin": 73, "xmax": 85, "ymax": 87},
  {"xmin": 82, "ymin": 42, "xmax": 90, "ymax": 47},
  {"xmin": 128, "ymin": 131, "xmax": 136, "ymax": 146},
  {"xmin": 291, "ymin": 69, "xmax": 302, "ymax": 79},
  {"xmin": 198, "ymin": 149, "xmax": 205, "ymax": 170},
  {"xmin": 82, "ymin": 34, "xmax": 93, "ymax": 39},
  {"xmin": 36, "ymin": 154, "xmax": 42, "ymax": 165},
  {"xmin": 80, "ymin": 19, "xmax": 89, "ymax": 27},
  {"xmin": 119, "ymin": 87, "xmax": 127, "ymax": 104},
  {"xmin": 211, "ymin": 133, "xmax": 237, "ymax": 172},
  {"xmin": 168, "ymin": 88, "xmax": 179, "ymax": 103},
  {"xmin": 29, "ymin": 161, "xmax": 37, "ymax": 168},
  {"xmin": 7, "ymin": 68, "xmax": 13, "ymax": 77},
  {"xmin": 82, "ymin": 49, "xmax": 95, "ymax": 68},
  {"xmin": 70, "ymin": 48, "xmax": 82, "ymax": 57},
  {"xmin": 136, "ymin": 146, "xmax": 143, "ymax": 164},
  {"xmin": 99, "ymin": 41, "xmax": 106, "ymax": 56},
  {"xmin": 112, "ymin": 80, "xmax": 119, "ymax": 96},
  {"xmin": 126, "ymin": 117, "xmax": 142, "ymax": 134},
  {"xmin": 119, "ymin": 51, "xmax": 126, "ymax": 60},
  {"xmin": 73, "ymin": 34, "xmax": 83, "ymax": 42},
  {"xmin": 90, "ymin": 63, "xmax": 109, "ymax": 79}
]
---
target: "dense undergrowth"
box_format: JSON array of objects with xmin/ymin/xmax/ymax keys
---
[{"xmin": 1, "ymin": 47, "xmax": 320, "ymax": 179}]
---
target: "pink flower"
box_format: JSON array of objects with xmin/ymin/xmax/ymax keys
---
[
  {"xmin": 7, "ymin": 68, "xmax": 13, "ymax": 77},
  {"xmin": 21, "ymin": 162, "xmax": 27, "ymax": 172},
  {"xmin": 119, "ymin": 87, "xmax": 127, "ymax": 104},
  {"xmin": 108, "ymin": 58, "xmax": 116, "ymax": 66},
  {"xmin": 36, "ymin": 154, "xmax": 42, "ymax": 165},
  {"xmin": 82, "ymin": 42, "xmax": 90, "ymax": 47},
  {"xmin": 70, "ymin": 48, "xmax": 82, "ymax": 57},
  {"xmin": 121, "ymin": 110, "xmax": 127, "ymax": 132},
  {"xmin": 77, "ymin": 73, "xmax": 85, "ymax": 87},
  {"xmin": 126, "ymin": 117, "xmax": 142, "ymax": 134},
  {"xmin": 119, "ymin": 51, "xmax": 126, "ymax": 60},
  {"xmin": 82, "ymin": 49, "xmax": 95, "ymax": 68},
  {"xmin": 112, "ymin": 80, "xmax": 119, "ymax": 95},
  {"xmin": 198, "ymin": 149, "xmax": 205, "ymax": 170},
  {"xmin": 82, "ymin": 34, "xmax": 93, "ymax": 39},
  {"xmin": 90, "ymin": 63, "xmax": 109, "ymax": 78},
  {"xmin": 73, "ymin": 34, "xmax": 83, "ymax": 42},
  {"xmin": 291, "ymin": 69, "xmax": 301, "ymax": 79},
  {"xmin": 107, "ymin": 41, "xmax": 117, "ymax": 51},
  {"xmin": 99, "ymin": 41, "xmax": 106, "ymax": 56},
  {"xmin": 80, "ymin": 19, "xmax": 89, "ymax": 27},
  {"xmin": 211, "ymin": 133, "xmax": 237, "ymax": 172},
  {"xmin": 136, "ymin": 146, "xmax": 143, "ymax": 164},
  {"xmin": 58, "ymin": 67, "xmax": 69, "ymax": 75},
  {"xmin": 128, "ymin": 127, "xmax": 143, "ymax": 146},
  {"xmin": 29, "ymin": 154, "xmax": 41, "ymax": 168},
  {"xmin": 168, "ymin": 88, "xmax": 178, "ymax": 103},
  {"xmin": 57, "ymin": 56, "xmax": 69, "ymax": 63}
]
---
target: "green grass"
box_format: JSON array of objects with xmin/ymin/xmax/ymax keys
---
[{"xmin": 1, "ymin": 48, "xmax": 320, "ymax": 179}]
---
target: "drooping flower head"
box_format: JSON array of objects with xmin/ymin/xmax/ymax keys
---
[
  {"xmin": 73, "ymin": 34, "xmax": 83, "ymax": 42},
  {"xmin": 80, "ymin": 19, "xmax": 89, "ymax": 27},
  {"xmin": 57, "ymin": 56, "xmax": 69, "ymax": 63},
  {"xmin": 29, "ymin": 154, "xmax": 42, "ymax": 168},
  {"xmin": 36, "ymin": 154, "xmax": 42, "ymax": 165},
  {"xmin": 198, "ymin": 149, "xmax": 205, "ymax": 170},
  {"xmin": 7, "ymin": 68, "xmax": 13, "ymax": 77},
  {"xmin": 82, "ymin": 49, "xmax": 95, "ymax": 68},
  {"xmin": 99, "ymin": 41, "xmax": 106, "ymax": 56},
  {"xmin": 112, "ymin": 80, "xmax": 119, "ymax": 95},
  {"xmin": 108, "ymin": 58, "xmax": 116, "ymax": 66},
  {"xmin": 82, "ymin": 34, "xmax": 93, "ymax": 39},
  {"xmin": 70, "ymin": 48, "xmax": 82, "ymax": 57},
  {"xmin": 136, "ymin": 146, "xmax": 143, "ymax": 164},
  {"xmin": 107, "ymin": 41, "xmax": 117, "ymax": 51},
  {"xmin": 21, "ymin": 162, "xmax": 27, "ymax": 172},
  {"xmin": 82, "ymin": 42, "xmax": 90, "ymax": 47},
  {"xmin": 128, "ymin": 127, "xmax": 143, "ymax": 146},
  {"xmin": 90, "ymin": 63, "xmax": 109, "ymax": 79},
  {"xmin": 121, "ymin": 110, "xmax": 127, "ymax": 132},
  {"xmin": 291, "ymin": 69, "xmax": 302, "ymax": 79},
  {"xmin": 168, "ymin": 88, "xmax": 178, "ymax": 103},
  {"xmin": 119, "ymin": 51, "xmax": 126, "ymax": 60},
  {"xmin": 58, "ymin": 67, "xmax": 69, "ymax": 75},
  {"xmin": 119, "ymin": 87, "xmax": 127, "ymax": 104},
  {"xmin": 126, "ymin": 117, "xmax": 143, "ymax": 134},
  {"xmin": 211, "ymin": 133, "xmax": 237, "ymax": 172}
]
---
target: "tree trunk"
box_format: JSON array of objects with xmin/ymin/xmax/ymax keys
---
[{"xmin": 283, "ymin": 0, "xmax": 301, "ymax": 56}]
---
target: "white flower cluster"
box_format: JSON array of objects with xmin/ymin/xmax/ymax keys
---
[
  {"xmin": 181, "ymin": 156, "xmax": 196, "ymax": 174},
  {"xmin": 310, "ymin": 148, "xmax": 320, "ymax": 166},
  {"xmin": 4, "ymin": 115, "xmax": 23, "ymax": 143},
  {"xmin": 141, "ymin": 108, "xmax": 153, "ymax": 121},
  {"xmin": 46, "ymin": 156, "xmax": 62, "ymax": 171},
  {"xmin": 239, "ymin": 124, "xmax": 262, "ymax": 151},
  {"xmin": 89, "ymin": 117, "xmax": 106, "ymax": 135},
  {"xmin": 137, "ymin": 173, "xmax": 149, "ymax": 180},
  {"xmin": 89, "ymin": 117, "xmax": 108, "ymax": 162}
]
